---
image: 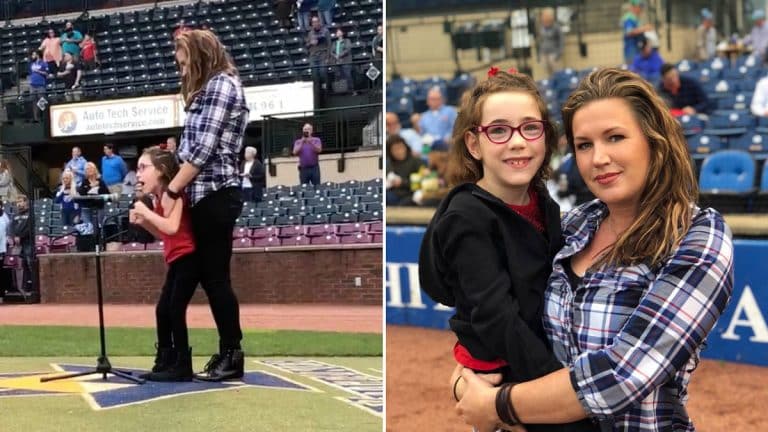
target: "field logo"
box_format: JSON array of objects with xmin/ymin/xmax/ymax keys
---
[
  {"xmin": 0, "ymin": 363, "xmax": 313, "ymax": 410},
  {"xmin": 261, "ymin": 359, "xmax": 382, "ymax": 417}
]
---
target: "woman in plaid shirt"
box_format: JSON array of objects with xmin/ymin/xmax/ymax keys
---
[
  {"xmin": 455, "ymin": 68, "xmax": 734, "ymax": 431},
  {"xmin": 162, "ymin": 30, "xmax": 249, "ymax": 382}
]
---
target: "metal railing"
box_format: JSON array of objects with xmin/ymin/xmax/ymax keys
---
[{"xmin": 261, "ymin": 102, "xmax": 383, "ymax": 168}]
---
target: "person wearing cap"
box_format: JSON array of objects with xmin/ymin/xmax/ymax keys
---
[
  {"xmin": 696, "ymin": 9, "xmax": 717, "ymax": 60},
  {"xmin": 745, "ymin": 9, "xmax": 768, "ymax": 58},
  {"xmin": 621, "ymin": 0, "xmax": 652, "ymax": 64},
  {"xmin": 630, "ymin": 34, "xmax": 664, "ymax": 82}
]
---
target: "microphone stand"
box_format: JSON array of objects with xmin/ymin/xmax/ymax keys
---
[{"xmin": 42, "ymin": 200, "xmax": 144, "ymax": 384}]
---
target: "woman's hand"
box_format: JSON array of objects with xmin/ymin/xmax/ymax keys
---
[
  {"xmin": 450, "ymin": 364, "xmax": 503, "ymax": 401},
  {"xmin": 456, "ymin": 369, "xmax": 503, "ymax": 432}
]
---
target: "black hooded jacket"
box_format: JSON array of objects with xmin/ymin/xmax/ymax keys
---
[{"xmin": 419, "ymin": 182, "xmax": 564, "ymax": 382}]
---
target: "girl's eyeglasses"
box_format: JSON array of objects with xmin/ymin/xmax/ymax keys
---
[{"xmin": 475, "ymin": 120, "xmax": 547, "ymax": 144}]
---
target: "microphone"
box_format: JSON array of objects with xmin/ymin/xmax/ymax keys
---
[{"xmin": 72, "ymin": 193, "xmax": 120, "ymax": 202}]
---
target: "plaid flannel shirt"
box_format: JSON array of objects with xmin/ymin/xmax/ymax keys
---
[
  {"xmin": 544, "ymin": 200, "xmax": 733, "ymax": 431},
  {"xmin": 178, "ymin": 73, "xmax": 249, "ymax": 205}
]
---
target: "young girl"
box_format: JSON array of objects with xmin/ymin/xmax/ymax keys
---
[
  {"xmin": 419, "ymin": 69, "xmax": 596, "ymax": 431},
  {"xmin": 130, "ymin": 146, "xmax": 198, "ymax": 382}
]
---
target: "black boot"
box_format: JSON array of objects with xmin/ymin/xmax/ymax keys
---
[
  {"xmin": 147, "ymin": 347, "xmax": 193, "ymax": 382},
  {"xmin": 139, "ymin": 344, "xmax": 175, "ymax": 379},
  {"xmin": 194, "ymin": 348, "xmax": 244, "ymax": 382}
]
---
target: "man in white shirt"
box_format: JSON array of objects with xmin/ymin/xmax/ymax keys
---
[
  {"xmin": 0, "ymin": 206, "xmax": 9, "ymax": 302},
  {"xmin": 751, "ymin": 75, "xmax": 768, "ymax": 117}
]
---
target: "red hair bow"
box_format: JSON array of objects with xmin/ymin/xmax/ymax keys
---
[
  {"xmin": 487, "ymin": 66, "xmax": 519, "ymax": 78},
  {"xmin": 158, "ymin": 142, "xmax": 168, "ymax": 150}
]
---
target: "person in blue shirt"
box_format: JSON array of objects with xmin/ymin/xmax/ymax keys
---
[
  {"xmin": 621, "ymin": 0, "xmax": 651, "ymax": 64},
  {"xmin": 60, "ymin": 21, "xmax": 83, "ymax": 59},
  {"xmin": 65, "ymin": 146, "xmax": 87, "ymax": 184},
  {"xmin": 28, "ymin": 49, "xmax": 48, "ymax": 122},
  {"xmin": 101, "ymin": 143, "xmax": 128, "ymax": 194},
  {"xmin": 419, "ymin": 87, "xmax": 458, "ymax": 151},
  {"xmin": 657, "ymin": 63, "xmax": 713, "ymax": 115},
  {"xmin": 630, "ymin": 35, "xmax": 664, "ymax": 83}
]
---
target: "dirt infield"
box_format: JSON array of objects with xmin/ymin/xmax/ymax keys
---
[
  {"xmin": 386, "ymin": 325, "xmax": 768, "ymax": 431},
  {"xmin": 0, "ymin": 304, "xmax": 382, "ymax": 333}
]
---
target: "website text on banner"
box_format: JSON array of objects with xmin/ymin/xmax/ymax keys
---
[
  {"xmin": 386, "ymin": 226, "xmax": 768, "ymax": 367},
  {"xmin": 49, "ymin": 81, "xmax": 315, "ymax": 137}
]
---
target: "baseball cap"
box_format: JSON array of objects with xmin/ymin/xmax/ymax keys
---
[
  {"xmin": 629, "ymin": 0, "xmax": 643, "ymax": 7},
  {"xmin": 753, "ymin": 9, "xmax": 766, "ymax": 21},
  {"xmin": 701, "ymin": 8, "xmax": 713, "ymax": 20}
]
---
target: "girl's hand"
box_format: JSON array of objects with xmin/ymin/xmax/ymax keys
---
[
  {"xmin": 456, "ymin": 369, "xmax": 503, "ymax": 432},
  {"xmin": 132, "ymin": 200, "xmax": 149, "ymax": 216},
  {"xmin": 450, "ymin": 364, "xmax": 503, "ymax": 401},
  {"xmin": 129, "ymin": 209, "xmax": 144, "ymax": 225}
]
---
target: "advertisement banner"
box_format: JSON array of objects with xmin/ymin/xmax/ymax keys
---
[
  {"xmin": 49, "ymin": 95, "xmax": 179, "ymax": 137},
  {"xmin": 386, "ymin": 226, "xmax": 768, "ymax": 367}
]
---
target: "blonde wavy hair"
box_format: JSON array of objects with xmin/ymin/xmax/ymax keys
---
[
  {"xmin": 175, "ymin": 30, "xmax": 239, "ymax": 109},
  {"xmin": 561, "ymin": 68, "xmax": 698, "ymax": 268}
]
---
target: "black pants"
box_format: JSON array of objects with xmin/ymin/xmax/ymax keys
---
[
  {"xmin": 155, "ymin": 253, "xmax": 199, "ymax": 350},
  {"xmin": 299, "ymin": 165, "xmax": 321, "ymax": 185},
  {"xmin": 190, "ymin": 186, "xmax": 243, "ymax": 351}
]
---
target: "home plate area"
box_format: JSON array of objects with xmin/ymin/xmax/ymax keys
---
[{"xmin": 0, "ymin": 358, "xmax": 382, "ymax": 417}]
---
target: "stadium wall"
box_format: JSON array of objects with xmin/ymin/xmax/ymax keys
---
[
  {"xmin": 386, "ymin": 225, "xmax": 768, "ymax": 367},
  {"xmin": 39, "ymin": 246, "xmax": 382, "ymax": 305},
  {"xmin": 387, "ymin": 15, "xmax": 696, "ymax": 81},
  {"xmin": 268, "ymin": 149, "xmax": 382, "ymax": 187}
]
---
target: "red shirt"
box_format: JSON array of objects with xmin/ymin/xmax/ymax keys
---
[
  {"xmin": 80, "ymin": 41, "xmax": 95, "ymax": 61},
  {"xmin": 154, "ymin": 196, "xmax": 195, "ymax": 264},
  {"xmin": 453, "ymin": 188, "xmax": 546, "ymax": 371}
]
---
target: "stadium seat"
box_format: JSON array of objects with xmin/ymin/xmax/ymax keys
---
[
  {"xmin": 250, "ymin": 226, "xmax": 279, "ymax": 239},
  {"xmin": 340, "ymin": 233, "xmax": 373, "ymax": 244},
  {"xmin": 281, "ymin": 235, "xmax": 312, "ymax": 246},
  {"xmin": 252, "ymin": 236, "xmax": 280, "ymax": 247},
  {"xmin": 233, "ymin": 238, "xmax": 253, "ymax": 248},
  {"xmin": 730, "ymin": 133, "xmax": 768, "ymax": 154},
  {"xmin": 699, "ymin": 150, "xmax": 756, "ymax": 213},
  {"xmin": 703, "ymin": 110, "xmax": 753, "ymax": 137},
  {"xmin": 310, "ymin": 234, "xmax": 341, "ymax": 245},
  {"xmin": 338, "ymin": 222, "xmax": 366, "ymax": 235},
  {"xmin": 307, "ymin": 223, "xmax": 337, "ymax": 237},
  {"xmin": 279, "ymin": 225, "xmax": 307, "ymax": 238}
]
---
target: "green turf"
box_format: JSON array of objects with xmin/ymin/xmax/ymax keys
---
[
  {"xmin": 0, "ymin": 356, "xmax": 382, "ymax": 432},
  {"xmin": 0, "ymin": 326, "xmax": 382, "ymax": 357}
]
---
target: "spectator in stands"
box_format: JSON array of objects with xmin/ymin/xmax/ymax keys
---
[
  {"xmin": 164, "ymin": 30, "xmax": 247, "ymax": 382},
  {"xmin": 11, "ymin": 195, "xmax": 32, "ymax": 294},
  {"xmin": 307, "ymin": 16, "xmax": 331, "ymax": 92},
  {"xmin": 39, "ymin": 28, "xmax": 62, "ymax": 75},
  {"xmin": 54, "ymin": 53, "xmax": 81, "ymax": 102},
  {"xmin": 65, "ymin": 146, "xmax": 87, "ymax": 185},
  {"xmin": 173, "ymin": 19, "xmax": 191, "ymax": 40},
  {"xmin": 165, "ymin": 136, "xmax": 177, "ymax": 152},
  {"xmin": 419, "ymin": 87, "xmax": 458, "ymax": 150},
  {"xmin": 630, "ymin": 34, "xmax": 663, "ymax": 82},
  {"xmin": 751, "ymin": 74, "xmax": 768, "ymax": 117},
  {"xmin": 331, "ymin": 28, "xmax": 353, "ymax": 93},
  {"xmin": 318, "ymin": 0, "xmax": 334, "ymax": 27},
  {"xmin": 239, "ymin": 146, "xmax": 265, "ymax": 203},
  {"xmin": 535, "ymin": 8, "xmax": 563, "ymax": 77},
  {"xmin": 60, "ymin": 21, "xmax": 83, "ymax": 60},
  {"xmin": 386, "ymin": 112, "xmax": 423, "ymax": 157},
  {"xmin": 0, "ymin": 205, "xmax": 9, "ymax": 303},
  {"xmin": 372, "ymin": 24, "xmax": 383, "ymax": 60},
  {"xmin": 79, "ymin": 34, "xmax": 98, "ymax": 71},
  {"xmin": 621, "ymin": 0, "xmax": 652, "ymax": 64},
  {"xmin": 386, "ymin": 134, "xmax": 423, "ymax": 206},
  {"xmin": 78, "ymin": 162, "xmax": 110, "ymax": 225},
  {"xmin": 54, "ymin": 170, "xmax": 80, "ymax": 226},
  {"xmin": 293, "ymin": 123, "xmax": 322, "ymax": 185},
  {"xmin": 745, "ymin": 9, "xmax": 768, "ymax": 58},
  {"xmin": 0, "ymin": 160, "xmax": 12, "ymax": 203},
  {"xmin": 123, "ymin": 160, "xmax": 138, "ymax": 196},
  {"xmin": 101, "ymin": 143, "xmax": 128, "ymax": 195},
  {"xmin": 275, "ymin": 0, "xmax": 296, "ymax": 30},
  {"xmin": 410, "ymin": 112, "xmax": 422, "ymax": 134},
  {"xmin": 696, "ymin": 8, "xmax": 717, "ymax": 61},
  {"xmin": 29, "ymin": 49, "xmax": 48, "ymax": 122},
  {"xmin": 297, "ymin": 0, "xmax": 316, "ymax": 32},
  {"xmin": 657, "ymin": 63, "xmax": 712, "ymax": 115}
]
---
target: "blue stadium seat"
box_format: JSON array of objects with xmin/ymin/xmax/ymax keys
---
[
  {"xmin": 703, "ymin": 110, "xmax": 754, "ymax": 136},
  {"xmin": 730, "ymin": 133, "xmax": 768, "ymax": 154},
  {"xmin": 687, "ymin": 134, "xmax": 723, "ymax": 158},
  {"xmin": 699, "ymin": 150, "xmax": 756, "ymax": 213},
  {"xmin": 678, "ymin": 114, "xmax": 705, "ymax": 136},
  {"xmin": 755, "ymin": 161, "xmax": 768, "ymax": 211}
]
